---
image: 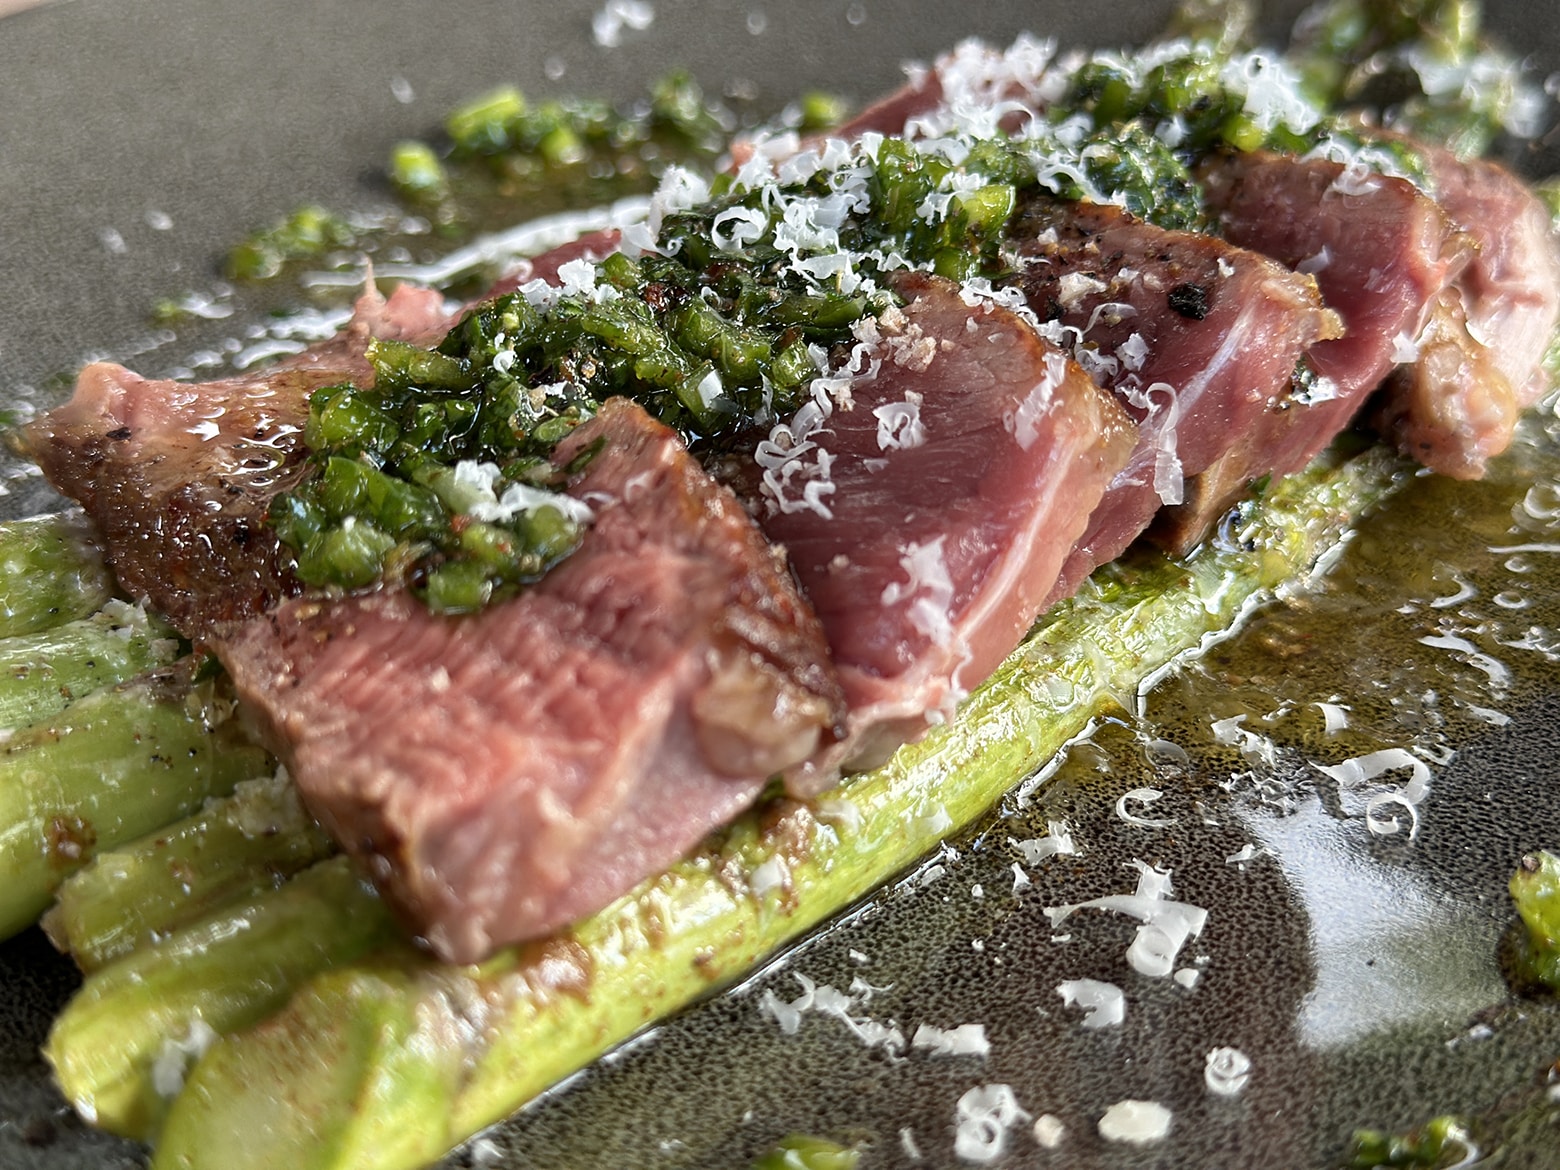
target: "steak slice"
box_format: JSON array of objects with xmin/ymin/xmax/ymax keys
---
[
  {"xmin": 1006, "ymin": 196, "xmax": 1336, "ymax": 589},
  {"xmin": 484, "ymin": 228, "xmax": 624, "ymax": 299},
  {"xmin": 21, "ymin": 283, "xmax": 452, "ymax": 635},
  {"xmin": 1415, "ymin": 145, "xmax": 1560, "ymax": 410},
  {"xmin": 215, "ymin": 399, "xmax": 846, "ymax": 963},
  {"xmin": 1371, "ymin": 284, "xmax": 1523, "ymax": 479},
  {"xmin": 756, "ymin": 272, "xmax": 1137, "ymax": 786},
  {"xmin": 1157, "ymin": 148, "xmax": 1469, "ymax": 550},
  {"xmin": 1372, "ymin": 146, "xmax": 1560, "ymax": 478},
  {"xmin": 26, "ymin": 281, "xmax": 848, "ymax": 963}
]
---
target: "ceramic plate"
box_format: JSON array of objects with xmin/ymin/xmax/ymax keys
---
[{"xmin": 2, "ymin": 2, "xmax": 1558, "ymax": 1167}]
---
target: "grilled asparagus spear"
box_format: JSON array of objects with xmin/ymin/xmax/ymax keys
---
[
  {"xmin": 46, "ymin": 854, "xmax": 398, "ymax": 1142},
  {"xmin": 43, "ymin": 770, "xmax": 335, "ymax": 973},
  {"xmin": 0, "ymin": 512, "xmax": 117, "ymax": 639},
  {"xmin": 0, "ymin": 664, "xmax": 271, "ymax": 940},
  {"xmin": 0, "ymin": 599, "xmax": 181, "ymax": 732}
]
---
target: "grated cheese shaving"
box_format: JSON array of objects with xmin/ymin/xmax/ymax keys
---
[
  {"xmin": 1045, "ymin": 860, "xmax": 1207, "ymax": 978},
  {"xmin": 1310, "ymin": 748, "xmax": 1434, "ymax": 839},
  {"xmin": 881, "ymin": 538, "xmax": 957, "ymax": 647},
  {"xmin": 757, "ymin": 972, "xmax": 906, "ymax": 1054},
  {"xmin": 1056, "ymin": 979, "xmax": 1126, "ymax": 1029},
  {"xmin": 709, "ymin": 206, "xmax": 769, "ymax": 252},
  {"xmin": 451, "ymin": 460, "xmax": 595, "ymax": 525},
  {"xmin": 748, "ymin": 854, "xmax": 789, "ymax": 897},
  {"xmin": 1115, "ymin": 787, "xmax": 1176, "ymax": 828},
  {"xmin": 1219, "ymin": 50, "xmax": 1321, "ymax": 135},
  {"xmin": 1056, "ymin": 271, "xmax": 1109, "ymax": 309},
  {"xmin": 954, "ymin": 1084, "xmax": 1031, "ymax": 1164},
  {"xmin": 1116, "ymin": 331, "xmax": 1151, "ymax": 373},
  {"xmin": 1204, "ymin": 1047, "xmax": 1252, "ymax": 1097},
  {"xmin": 1008, "ymin": 819, "xmax": 1077, "ymax": 865},
  {"xmin": 815, "ymin": 796, "xmax": 862, "ymax": 833},
  {"xmin": 151, "ymin": 1019, "xmax": 219, "ymax": 1100},
  {"xmin": 1330, "ymin": 156, "xmax": 1383, "ymax": 197},
  {"xmin": 1315, "ymin": 701, "xmax": 1351, "ymax": 734},
  {"xmin": 1098, "ymin": 1099, "xmax": 1173, "ymax": 1145},
  {"xmin": 1033, "ymin": 1114, "xmax": 1066, "ymax": 1149},
  {"xmin": 1418, "ymin": 631, "xmax": 1512, "ymax": 690},
  {"xmin": 911, "ymin": 1022, "xmax": 991, "ymax": 1057},
  {"xmin": 1210, "ymin": 713, "xmax": 1277, "ymax": 766},
  {"xmin": 1003, "ymin": 350, "xmax": 1071, "ymax": 450},
  {"xmin": 1120, "ymin": 379, "xmax": 1185, "ymax": 505},
  {"xmin": 874, "ymin": 390, "xmax": 927, "ymax": 450},
  {"xmin": 590, "ymin": 0, "xmax": 654, "ymax": 47},
  {"xmin": 1011, "ymin": 863, "xmax": 1031, "ymax": 893}
]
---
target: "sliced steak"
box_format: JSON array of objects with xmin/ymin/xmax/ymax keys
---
[
  {"xmin": 1416, "ymin": 146, "xmax": 1560, "ymax": 409},
  {"xmin": 1158, "ymin": 148, "xmax": 1468, "ymax": 548},
  {"xmin": 832, "ymin": 70, "xmax": 942, "ymax": 138},
  {"xmin": 1372, "ymin": 284, "xmax": 1524, "ymax": 478},
  {"xmin": 756, "ymin": 272, "xmax": 1137, "ymax": 786},
  {"xmin": 1372, "ymin": 146, "xmax": 1560, "ymax": 477},
  {"xmin": 27, "ymin": 284, "xmax": 849, "ymax": 962},
  {"xmin": 741, "ymin": 33, "xmax": 1053, "ymax": 164},
  {"xmin": 215, "ymin": 399, "xmax": 846, "ymax": 963},
  {"xmin": 21, "ymin": 284, "xmax": 452, "ymax": 635},
  {"xmin": 484, "ymin": 227, "xmax": 624, "ymax": 299},
  {"xmin": 1006, "ymin": 196, "xmax": 1336, "ymax": 588}
]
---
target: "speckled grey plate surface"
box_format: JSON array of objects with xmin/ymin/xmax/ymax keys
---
[{"xmin": 3, "ymin": 2, "xmax": 1559, "ymax": 1167}]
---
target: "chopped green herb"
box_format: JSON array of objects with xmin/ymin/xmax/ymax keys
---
[
  {"xmin": 1509, "ymin": 850, "xmax": 1560, "ymax": 992},
  {"xmin": 751, "ymin": 1135, "xmax": 861, "ymax": 1170},
  {"xmin": 797, "ymin": 91, "xmax": 852, "ymax": 131},
  {"xmin": 269, "ymin": 125, "xmax": 1078, "ymax": 602},
  {"xmin": 445, "ymin": 86, "xmax": 529, "ymax": 155},
  {"xmin": 224, "ymin": 205, "xmax": 354, "ymax": 282},
  {"xmin": 1290, "ymin": 0, "xmax": 1541, "ymax": 157},
  {"xmin": 264, "ymin": 7, "xmax": 1501, "ymax": 608},
  {"xmin": 388, "ymin": 141, "xmax": 450, "ymax": 203},
  {"xmin": 648, "ymin": 69, "xmax": 732, "ymax": 153},
  {"xmin": 1347, "ymin": 1114, "xmax": 1477, "ymax": 1168}
]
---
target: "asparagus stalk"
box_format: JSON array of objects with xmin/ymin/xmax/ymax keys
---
[
  {"xmin": 0, "ymin": 664, "xmax": 272, "ymax": 941},
  {"xmin": 0, "ymin": 512, "xmax": 117, "ymax": 639},
  {"xmin": 45, "ymin": 855, "xmax": 399, "ymax": 1142},
  {"xmin": 143, "ymin": 444, "xmax": 1406, "ymax": 1170},
  {"xmin": 43, "ymin": 770, "xmax": 337, "ymax": 973},
  {"xmin": 0, "ymin": 599, "xmax": 182, "ymax": 732}
]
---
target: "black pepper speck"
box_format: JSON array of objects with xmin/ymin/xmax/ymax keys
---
[{"xmin": 1168, "ymin": 281, "xmax": 1210, "ymax": 320}]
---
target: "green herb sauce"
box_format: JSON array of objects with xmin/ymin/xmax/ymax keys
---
[
  {"xmin": 1347, "ymin": 1114, "xmax": 1478, "ymax": 1167},
  {"xmin": 1509, "ymin": 850, "xmax": 1560, "ymax": 993},
  {"xmin": 263, "ymin": 4, "xmax": 1543, "ymax": 609}
]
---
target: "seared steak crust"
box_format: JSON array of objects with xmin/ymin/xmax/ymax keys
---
[
  {"xmin": 1008, "ymin": 195, "xmax": 1335, "ymax": 578},
  {"xmin": 1160, "ymin": 148, "xmax": 1470, "ymax": 548},
  {"xmin": 1373, "ymin": 147, "xmax": 1560, "ymax": 477},
  {"xmin": 21, "ymin": 285, "xmax": 452, "ymax": 635},
  {"xmin": 215, "ymin": 400, "xmax": 846, "ymax": 962}
]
